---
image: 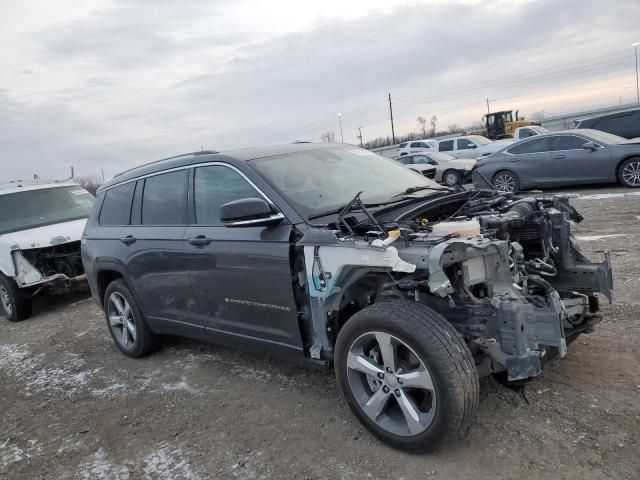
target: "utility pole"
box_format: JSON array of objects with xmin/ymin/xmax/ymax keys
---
[
  {"xmin": 633, "ymin": 42, "xmax": 640, "ymax": 104},
  {"xmin": 357, "ymin": 127, "xmax": 363, "ymax": 147},
  {"xmin": 388, "ymin": 93, "xmax": 396, "ymax": 144},
  {"xmin": 337, "ymin": 113, "xmax": 344, "ymax": 143},
  {"xmin": 486, "ymin": 98, "xmax": 495, "ymax": 114}
]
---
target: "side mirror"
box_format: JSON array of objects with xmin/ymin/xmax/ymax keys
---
[
  {"xmin": 582, "ymin": 141, "xmax": 598, "ymax": 151},
  {"xmin": 220, "ymin": 198, "xmax": 284, "ymax": 227}
]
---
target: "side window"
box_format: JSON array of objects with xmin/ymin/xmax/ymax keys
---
[
  {"xmin": 398, "ymin": 143, "xmax": 408, "ymax": 148},
  {"xmin": 409, "ymin": 142, "xmax": 420, "ymax": 148},
  {"xmin": 550, "ymin": 135, "xmax": 586, "ymax": 151},
  {"xmin": 519, "ymin": 128, "xmax": 534, "ymax": 138},
  {"xmin": 457, "ymin": 139, "xmax": 476, "ymax": 150},
  {"xmin": 487, "ymin": 115, "xmax": 495, "ymax": 126},
  {"xmin": 194, "ymin": 165, "xmax": 261, "ymax": 225},
  {"xmin": 508, "ymin": 137, "xmax": 550, "ymax": 155},
  {"xmin": 596, "ymin": 113, "xmax": 635, "ymax": 137},
  {"xmin": 141, "ymin": 170, "xmax": 188, "ymax": 225},
  {"xmin": 99, "ymin": 182, "xmax": 135, "ymax": 225},
  {"xmin": 396, "ymin": 157, "xmax": 411, "ymax": 165},
  {"xmin": 412, "ymin": 156, "xmax": 430, "ymax": 164},
  {"xmin": 439, "ymin": 140, "xmax": 454, "ymax": 152}
]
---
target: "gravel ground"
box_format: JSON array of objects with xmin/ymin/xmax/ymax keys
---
[{"xmin": 1, "ymin": 185, "xmax": 639, "ymax": 480}]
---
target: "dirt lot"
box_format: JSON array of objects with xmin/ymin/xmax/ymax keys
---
[{"xmin": 1, "ymin": 186, "xmax": 639, "ymax": 480}]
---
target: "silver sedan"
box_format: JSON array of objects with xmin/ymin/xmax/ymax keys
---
[{"xmin": 472, "ymin": 129, "xmax": 640, "ymax": 193}]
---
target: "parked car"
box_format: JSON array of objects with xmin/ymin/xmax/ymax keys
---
[
  {"xmin": 82, "ymin": 144, "xmax": 612, "ymax": 452},
  {"xmin": 575, "ymin": 108, "xmax": 640, "ymax": 139},
  {"xmin": 511, "ymin": 125, "xmax": 549, "ymax": 141},
  {"xmin": 396, "ymin": 140, "xmax": 438, "ymax": 156},
  {"xmin": 472, "ymin": 129, "xmax": 640, "ymax": 193},
  {"xmin": 0, "ymin": 182, "xmax": 94, "ymax": 321},
  {"xmin": 404, "ymin": 162, "xmax": 437, "ymax": 180},
  {"xmin": 437, "ymin": 135, "xmax": 507, "ymax": 158},
  {"xmin": 394, "ymin": 152, "xmax": 475, "ymax": 186}
]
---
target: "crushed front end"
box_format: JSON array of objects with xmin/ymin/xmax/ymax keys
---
[{"xmin": 298, "ymin": 191, "xmax": 612, "ymax": 381}]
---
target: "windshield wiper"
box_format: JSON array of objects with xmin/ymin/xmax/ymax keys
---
[
  {"xmin": 308, "ymin": 191, "xmax": 387, "ymax": 237},
  {"xmin": 390, "ymin": 185, "xmax": 451, "ymax": 199}
]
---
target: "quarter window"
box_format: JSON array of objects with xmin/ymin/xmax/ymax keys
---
[
  {"xmin": 194, "ymin": 166, "xmax": 260, "ymax": 225},
  {"xmin": 141, "ymin": 170, "xmax": 188, "ymax": 225},
  {"xmin": 99, "ymin": 182, "xmax": 135, "ymax": 225}
]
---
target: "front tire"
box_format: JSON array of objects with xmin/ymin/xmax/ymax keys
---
[
  {"xmin": 618, "ymin": 157, "xmax": 640, "ymax": 188},
  {"xmin": 443, "ymin": 169, "xmax": 462, "ymax": 186},
  {"xmin": 0, "ymin": 274, "xmax": 32, "ymax": 322},
  {"xmin": 334, "ymin": 301, "xmax": 479, "ymax": 452},
  {"xmin": 104, "ymin": 279, "xmax": 159, "ymax": 358},
  {"xmin": 492, "ymin": 170, "xmax": 520, "ymax": 193}
]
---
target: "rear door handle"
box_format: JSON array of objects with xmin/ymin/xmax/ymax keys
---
[
  {"xmin": 188, "ymin": 235, "xmax": 212, "ymax": 246},
  {"xmin": 553, "ymin": 154, "xmax": 566, "ymax": 159},
  {"xmin": 119, "ymin": 235, "xmax": 136, "ymax": 245}
]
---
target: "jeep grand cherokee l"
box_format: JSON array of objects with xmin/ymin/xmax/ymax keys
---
[{"xmin": 82, "ymin": 144, "xmax": 612, "ymax": 452}]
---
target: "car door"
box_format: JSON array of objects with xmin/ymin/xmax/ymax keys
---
[
  {"xmin": 119, "ymin": 169, "xmax": 196, "ymax": 331},
  {"xmin": 549, "ymin": 135, "xmax": 611, "ymax": 183},
  {"xmin": 184, "ymin": 163, "xmax": 303, "ymax": 352},
  {"xmin": 503, "ymin": 137, "xmax": 553, "ymax": 186}
]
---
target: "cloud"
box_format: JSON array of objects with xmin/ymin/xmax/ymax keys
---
[
  {"xmin": 1, "ymin": 0, "xmax": 639, "ymax": 181},
  {"xmin": 37, "ymin": 0, "xmax": 250, "ymax": 68}
]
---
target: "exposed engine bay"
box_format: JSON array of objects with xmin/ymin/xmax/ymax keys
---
[
  {"xmin": 12, "ymin": 240, "xmax": 85, "ymax": 288},
  {"xmin": 296, "ymin": 190, "xmax": 613, "ymax": 381}
]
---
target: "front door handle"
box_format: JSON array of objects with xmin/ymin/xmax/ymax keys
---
[
  {"xmin": 553, "ymin": 154, "xmax": 566, "ymax": 159},
  {"xmin": 188, "ymin": 235, "xmax": 212, "ymax": 246},
  {"xmin": 119, "ymin": 235, "xmax": 136, "ymax": 245}
]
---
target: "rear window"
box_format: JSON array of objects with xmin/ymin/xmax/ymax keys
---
[
  {"xmin": 141, "ymin": 170, "xmax": 188, "ymax": 225},
  {"xmin": 0, "ymin": 185, "xmax": 94, "ymax": 235},
  {"xmin": 99, "ymin": 182, "xmax": 135, "ymax": 225}
]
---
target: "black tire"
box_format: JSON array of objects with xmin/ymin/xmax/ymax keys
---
[
  {"xmin": 617, "ymin": 157, "xmax": 640, "ymax": 188},
  {"xmin": 0, "ymin": 273, "xmax": 32, "ymax": 322},
  {"xmin": 103, "ymin": 279, "xmax": 159, "ymax": 358},
  {"xmin": 492, "ymin": 170, "xmax": 520, "ymax": 193},
  {"xmin": 334, "ymin": 301, "xmax": 479, "ymax": 452},
  {"xmin": 442, "ymin": 169, "xmax": 462, "ymax": 187}
]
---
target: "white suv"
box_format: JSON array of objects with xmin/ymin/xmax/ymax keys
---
[
  {"xmin": 396, "ymin": 139, "xmax": 438, "ymax": 156},
  {"xmin": 437, "ymin": 135, "xmax": 507, "ymax": 158},
  {"xmin": 0, "ymin": 182, "xmax": 94, "ymax": 321}
]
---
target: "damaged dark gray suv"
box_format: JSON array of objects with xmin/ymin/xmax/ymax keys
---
[{"xmin": 82, "ymin": 144, "xmax": 613, "ymax": 452}]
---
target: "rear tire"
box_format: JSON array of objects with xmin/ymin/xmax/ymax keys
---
[
  {"xmin": 0, "ymin": 273, "xmax": 32, "ymax": 322},
  {"xmin": 492, "ymin": 170, "xmax": 520, "ymax": 193},
  {"xmin": 443, "ymin": 169, "xmax": 462, "ymax": 186},
  {"xmin": 618, "ymin": 157, "xmax": 640, "ymax": 188},
  {"xmin": 334, "ymin": 301, "xmax": 479, "ymax": 452},
  {"xmin": 103, "ymin": 279, "xmax": 159, "ymax": 358}
]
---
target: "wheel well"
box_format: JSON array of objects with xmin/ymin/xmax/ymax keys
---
[
  {"xmin": 616, "ymin": 155, "xmax": 640, "ymax": 177},
  {"xmin": 96, "ymin": 270, "xmax": 123, "ymax": 306},
  {"xmin": 492, "ymin": 169, "xmax": 517, "ymax": 182},
  {"xmin": 332, "ymin": 273, "xmax": 398, "ymax": 338}
]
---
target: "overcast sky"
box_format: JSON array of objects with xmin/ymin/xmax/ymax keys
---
[{"xmin": 1, "ymin": 0, "xmax": 639, "ymax": 180}]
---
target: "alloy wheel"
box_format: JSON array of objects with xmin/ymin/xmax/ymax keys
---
[
  {"xmin": 494, "ymin": 173, "xmax": 516, "ymax": 192},
  {"xmin": 0, "ymin": 285, "xmax": 12, "ymax": 315},
  {"xmin": 346, "ymin": 331, "xmax": 436, "ymax": 437},
  {"xmin": 107, "ymin": 292, "xmax": 137, "ymax": 348},
  {"xmin": 622, "ymin": 160, "xmax": 640, "ymax": 186},
  {"xmin": 444, "ymin": 172, "xmax": 459, "ymax": 186}
]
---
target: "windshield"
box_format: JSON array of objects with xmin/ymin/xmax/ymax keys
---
[
  {"xmin": 250, "ymin": 147, "xmax": 442, "ymax": 218},
  {"xmin": 583, "ymin": 129, "xmax": 626, "ymax": 145},
  {"xmin": 469, "ymin": 136, "xmax": 492, "ymax": 146},
  {"xmin": 0, "ymin": 185, "xmax": 94, "ymax": 235}
]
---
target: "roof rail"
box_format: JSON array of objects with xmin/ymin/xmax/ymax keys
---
[{"xmin": 113, "ymin": 150, "xmax": 219, "ymax": 178}]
